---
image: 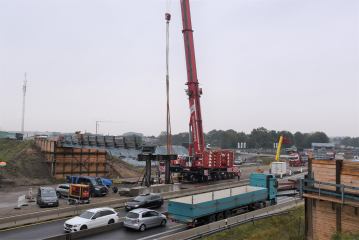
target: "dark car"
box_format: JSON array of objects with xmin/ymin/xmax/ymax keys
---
[
  {"xmin": 125, "ymin": 193, "xmax": 163, "ymax": 210},
  {"xmin": 4, "ymin": 135, "xmax": 17, "ymax": 140},
  {"xmin": 37, "ymin": 187, "xmax": 59, "ymax": 208}
]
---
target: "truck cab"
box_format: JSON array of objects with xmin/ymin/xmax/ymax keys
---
[{"xmin": 249, "ymin": 173, "xmax": 278, "ymax": 205}]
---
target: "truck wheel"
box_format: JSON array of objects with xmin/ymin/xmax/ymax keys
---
[
  {"xmin": 207, "ymin": 215, "xmax": 215, "ymax": 223},
  {"xmin": 204, "ymin": 176, "xmax": 208, "ymax": 182},
  {"xmin": 224, "ymin": 173, "xmax": 228, "ymax": 179},
  {"xmin": 263, "ymin": 202, "xmax": 267, "ymax": 208},
  {"xmin": 216, "ymin": 212, "xmax": 224, "ymax": 221},
  {"xmin": 198, "ymin": 175, "xmax": 204, "ymax": 183},
  {"xmin": 212, "ymin": 174, "xmax": 217, "ymax": 181},
  {"xmin": 190, "ymin": 175, "xmax": 196, "ymax": 183},
  {"xmin": 224, "ymin": 210, "xmax": 231, "ymax": 219},
  {"xmin": 271, "ymin": 199, "xmax": 276, "ymax": 206}
]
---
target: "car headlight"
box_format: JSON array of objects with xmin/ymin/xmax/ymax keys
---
[
  {"xmin": 135, "ymin": 205, "xmax": 139, "ymax": 207},
  {"xmin": 73, "ymin": 224, "xmax": 80, "ymax": 227},
  {"xmin": 95, "ymin": 188, "xmax": 99, "ymax": 190}
]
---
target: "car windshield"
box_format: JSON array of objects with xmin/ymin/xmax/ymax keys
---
[
  {"xmin": 41, "ymin": 190, "xmax": 56, "ymax": 197},
  {"xmin": 133, "ymin": 196, "xmax": 147, "ymax": 202},
  {"xmin": 78, "ymin": 211, "xmax": 95, "ymax": 219},
  {"xmin": 126, "ymin": 212, "xmax": 139, "ymax": 219},
  {"xmin": 90, "ymin": 178, "xmax": 103, "ymax": 186}
]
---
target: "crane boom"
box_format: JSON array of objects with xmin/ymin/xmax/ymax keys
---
[
  {"xmin": 180, "ymin": 0, "xmax": 205, "ymax": 155},
  {"xmin": 275, "ymin": 134, "xmax": 291, "ymax": 162}
]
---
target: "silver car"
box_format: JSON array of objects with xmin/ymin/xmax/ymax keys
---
[
  {"xmin": 124, "ymin": 208, "xmax": 167, "ymax": 232},
  {"xmin": 56, "ymin": 184, "xmax": 70, "ymax": 198}
]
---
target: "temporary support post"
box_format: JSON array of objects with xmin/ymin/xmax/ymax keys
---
[
  {"xmin": 305, "ymin": 157, "xmax": 313, "ymax": 238},
  {"xmin": 146, "ymin": 160, "xmax": 151, "ymax": 187},
  {"xmin": 165, "ymin": 158, "xmax": 171, "ymax": 184},
  {"xmin": 336, "ymin": 160, "xmax": 343, "ymax": 233}
]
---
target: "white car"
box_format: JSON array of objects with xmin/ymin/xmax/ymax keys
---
[{"xmin": 64, "ymin": 207, "xmax": 118, "ymax": 232}]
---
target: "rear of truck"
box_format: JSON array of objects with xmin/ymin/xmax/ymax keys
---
[{"xmin": 168, "ymin": 173, "xmax": 278, "ymax": 225}]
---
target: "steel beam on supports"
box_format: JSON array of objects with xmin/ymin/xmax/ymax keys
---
[{"xmin": 137, "ymin": 153, "xmax": 177, "ymax": 186}]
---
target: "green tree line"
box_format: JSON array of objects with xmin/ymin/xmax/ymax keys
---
[
  {"xmin": 339, "ymin": 137, "xmax": 359, "ymax": 147},
  {"xmin": 157, "ymin": 127, "xmax": 330, "ymax": 149}
]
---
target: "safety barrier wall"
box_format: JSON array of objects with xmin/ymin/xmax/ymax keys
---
[{"xmin": 0, "ymin": 180, "xmax": 250, "ymax": 230}]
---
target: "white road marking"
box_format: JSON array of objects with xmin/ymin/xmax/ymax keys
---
[{"xmin": 136, "ymin": 226, "xmax": 187, "ymax": 240}]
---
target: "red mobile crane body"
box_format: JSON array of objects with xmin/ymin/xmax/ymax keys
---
[{"xmin": 169, "ymin": 0, "xmax": 240, "ymax": 183}]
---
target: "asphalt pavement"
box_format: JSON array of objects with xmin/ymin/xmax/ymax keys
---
[{"xmin": 0, "ymin": 172, "xmax": 306, "ymax": 240}]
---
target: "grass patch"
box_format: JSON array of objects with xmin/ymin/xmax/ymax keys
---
[
  {"xmin": 204, "ymin": 205, "xmax": 305, "ymax": 240},
  {"xmin": 0, "ymin": 139, "xmax": 31, "ymax": 163},
  {"xmin": 330, "ymin": 231, "xmax": 359, "ymax": 240}
]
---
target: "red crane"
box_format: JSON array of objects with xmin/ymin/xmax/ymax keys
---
[
  {"xmin": 180, "ymin": 0, "xmax": 205, "ymax": 156},
  {"xmin": 169, "ymin": 0, "xmax": 240, "ymax": 183}
]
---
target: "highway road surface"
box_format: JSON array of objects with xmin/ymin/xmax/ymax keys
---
[{"xmin": 0, "ymin": 172, "xmax": 305, "ymax": 240}]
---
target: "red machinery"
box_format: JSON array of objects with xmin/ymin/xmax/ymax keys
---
[
  {"xmin": 169, "ymin": 0, "xmax": 240, "ymax": 183},
  {"xmin": 288, "ymin": 153, "xmax": 307, "ymax": 167}
]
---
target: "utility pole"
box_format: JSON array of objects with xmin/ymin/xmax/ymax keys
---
[{"xmin": 21, "ymin": 73, "xmax": 27, "ymax": 135}]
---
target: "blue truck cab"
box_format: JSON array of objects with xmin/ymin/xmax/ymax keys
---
[
  {"xmin": 249, "ymin": 173, "xmax": 278, "ymax": 205},
  {"xmin": 168, "ymin": 173, "xmax": 278, "ymax": 225}
]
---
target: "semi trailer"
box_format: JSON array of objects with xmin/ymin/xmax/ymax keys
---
[{"xmin": 168, "ymin": 173, "xmax": 278, "ymax": 225}]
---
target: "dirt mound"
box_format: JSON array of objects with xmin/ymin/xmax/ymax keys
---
[
  {"xmin": 107, "ymin": 156, "xmax": 142, "ymax": 179},
  {"xmin": 0, "ymin": 140, "xmax": 53, "ymax": 187}
]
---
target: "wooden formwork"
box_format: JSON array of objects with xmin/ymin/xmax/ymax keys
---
[
  {"xmin": 34, "ymin": 138, "xmax": 111, "ymax": 178},
  {"xmin": 304, "ymin": 159, "xmax": 359, "ymax": 240}
]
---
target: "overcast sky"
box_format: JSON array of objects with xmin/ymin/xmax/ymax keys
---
[{"xmin": 0, "ymin": 0, "xmax": 358, "ymax": 137}]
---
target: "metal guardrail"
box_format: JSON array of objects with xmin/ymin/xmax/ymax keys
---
[
  {"xmin": 298, "ymin": 178, "xmax": 359, "ymax": 204},
  {"xmin": 185, "ymin": 210, "xmax": 296, "ymax": 240}
]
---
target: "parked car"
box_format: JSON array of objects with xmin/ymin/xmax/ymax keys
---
[
  {"xmin": 4, "ymin": 135, "xmax": 17, "ymax": 140},
  {"xmin": 125, "ymin": 193, "xmax": 163, "ymax": 210},
  {"xmin": 56, "ymin": 184, "xmax": 70, "ymax": 198},
  {"xmin": 64, "ymin": 207, "xmax": 118, "ymax": 232},
  {"xmin": 37, "ymin": 187, "xmax": 59, "ymax": 208},
  {"xmin": 124, "ymin": 208, "xmax": 166, "ymax": 232}
]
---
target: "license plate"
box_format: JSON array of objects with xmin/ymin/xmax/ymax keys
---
[{"xmin": 48, "ymin": 203, "xmax": 53, "ymax": 205}]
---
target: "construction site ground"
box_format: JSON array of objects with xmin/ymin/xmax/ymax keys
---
[{"xmin": 0, "ymin": 161, "xmax": 306, "ymax": 218}]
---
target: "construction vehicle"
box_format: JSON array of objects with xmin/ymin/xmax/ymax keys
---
[
  {"xmin": 67, "ymin": 184, "xmax": 91, "ymax": 205},
  {"xmin": 288, "ymin": 153, "xmax": 308, "ymax": 167},
  {"xmin": 275, "ymin": 134, "xmax": 291, "ymax": 162},
  {"xmin": 270, "ymin": 134, "xmax": 291, "ymax": 173},
  {"xmin": 168, "ymin": 173, "xmax": 278, "ymax": 226},
  {"xmin": 169, "ymin": 0, "xmax": 239, "ymax": 183}
]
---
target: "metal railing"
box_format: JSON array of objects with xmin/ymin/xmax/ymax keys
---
[{"xmin": 298, "ymin": 178, "xmax": 359, "ymax": 204}]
